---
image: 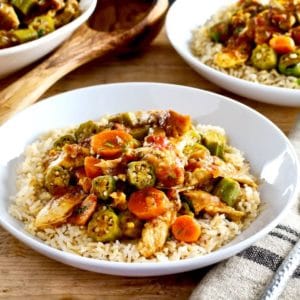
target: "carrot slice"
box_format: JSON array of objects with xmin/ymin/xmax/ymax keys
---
[
  {"xmin": 171, "ymin": 215, "xmax": 201, "ymax": 243},
  {"xmin": 68, "ymin": 194, "xmax": 97, "ymax": 226},
  {"xmin": 128, "ymin": 187, "xmax": 170, "ymax": 220},
  {"xmin": 84, "ymin": 156, "xmax": 102, "ymax": 178},
  {"xmin": 91, "ymin": 130, "xmax": 134, "ymax": 159},
  {"xmin": 269, "ymin": 35, "xmax": 295, "ymax": 54}
]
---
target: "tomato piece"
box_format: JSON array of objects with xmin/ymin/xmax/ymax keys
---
[
  {"xmin": 84, "ymin": 156, "xmax": 102, "ymax": 178},
  {"xmin": 269, "ymin": 35, "xmax": 295, "ymax": 54},
  {"xmin": 171, "ymin": 215, "xmax": 201, "ymax": 243},
  {"xmin": 145, "ymin": 135, "xmax": 169, "ymax": 149},
  {"xmin": 128, "ymin": 187, "xmax": 170, "ymax": 220},
  {"xmin": 156, "ymin": 163, "xmax": 185, "ymax": 187},
  {"xmin": 91, "ymin": 130, "xmax": 134, "ymax": 159}
]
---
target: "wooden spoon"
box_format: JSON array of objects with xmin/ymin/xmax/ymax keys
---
[{"xmin": 0, "ymin": 0, "xmax": 168, "ymax": 124}]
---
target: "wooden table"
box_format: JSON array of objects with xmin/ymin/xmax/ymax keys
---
[{"xmin": 0, "ymin": 27, "xmax": 299, "ymax": 299}]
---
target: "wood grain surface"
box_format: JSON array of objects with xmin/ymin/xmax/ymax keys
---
[{"xmin": 0, "ymin": 27, "xmax": 299, "ymax": 299}]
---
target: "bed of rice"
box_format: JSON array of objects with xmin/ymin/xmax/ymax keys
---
[
  {"xmin": 9, "ymin": 124, "xmax": 260, "ymax": 263},
  {"xmin": 190, "ymin": 4, "xmax": 300, "ymax": 89}
]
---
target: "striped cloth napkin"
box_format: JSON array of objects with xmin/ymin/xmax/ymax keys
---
[{"xmin": 190, "ymin": 124, "xmax": 300, "ymax": 300}]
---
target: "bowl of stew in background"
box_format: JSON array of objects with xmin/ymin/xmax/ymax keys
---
[
  {"xmin": 166, "ymin": 0, "xmax": 300, "ymax": 106},
  {"xmin": 0, "ymin": 0, "xmax": 96, "ymax": 79}
]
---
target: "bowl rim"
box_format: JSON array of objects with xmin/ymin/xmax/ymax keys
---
[
  {"xmin": 166, "ymin": 0, "xmax": 300, "ymax": 106},
  {"xmin": 0, "ymin": 0, "xmax": 97, "ymax": 56},
  {"xmin": 1, "ymin": 82, "xmax": 299, "ymax": 275}
]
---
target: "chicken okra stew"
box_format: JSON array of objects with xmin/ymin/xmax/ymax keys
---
[
  {"xmin": 0, "ymin": 0, "xmax": 80, "ymax": 48},
  {"xmin": 10, "ymin": 110, "xmax": 261, "ymax": 261}
]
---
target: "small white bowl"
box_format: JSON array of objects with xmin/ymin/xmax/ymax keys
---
[
  {"xmin": 166, "ymin": 0, "xmax": 300, "ymax": 106},
  {"xmin": 0, "ymin": 83, "xmax": 298, "ymax": 276},
  {"xmin": 0, "ymin": 0, "xmax": 96, "ymax": 79}
]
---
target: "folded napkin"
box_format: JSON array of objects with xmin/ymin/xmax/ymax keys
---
[{"xmin": 190, "ymin": 124, "xmax": 300, "ymax": 300}]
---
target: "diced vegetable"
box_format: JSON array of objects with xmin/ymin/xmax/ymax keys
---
[
  {"xmin": 53, "ymin": 135, "xmax": 76, "ymax": 149},
  {"xmin": 92, "ymin": 175, "xmax": 116, "ymax": 200},
  {"xmin": 127, "ymin": 160, "xmax": 156, "ymax": 189},
  {"xmin": 171, "ymin": 215, "xmax": 201, "ymax": 243},
  {"xmin": 250, "ymin": 44, "xmax": 277, "ymax": 70},
  {"xmin": 184, "ymin": 143, "xmax": 209, "ymax": 158},
  {"xmin": 109, "ymin": 112, "xmax": 138, "ymax": 127},
  {"xmin": 87, "ymin": 208, "xmax": 121, "ymax": 242},
  {"xmin": 213, "ymin": 178, "xmax": 241, "ymax": 206},
  {"xmin": 84, "ymin": 156, "xmax": 102, "ymax": 178},
  {"xmin": 29, "ymin": 15, "xmax": 55, "ymax": 36},
  {"xmin": 75, "ymin": 120, "xmax": 99, "ymax": 142},
  {"xmin": 202, "ymin": 130, "xmax": 226, "ymax": 158},
  {"xmin": 128, "ymin": 187, "xmax": 170, "ymax": 220},
  {"xmin": 269, "ymin": 35, "xmax": 295, "ymax": 54},
  {"xmin": 11, "ymin": 0, "xmax": 37, "ymax": 15},
  {"xmin": 119, "ymin": 211, "xmax": 144, "ymax": 239},
  {"xmin": 12, "ymin": 28, "xmax": 38, "ymax": 43},
  {"xmin": 91, "ymin": 130, "xmax": 135, "ymax": 159},
  {"xmin": 45, "ymin": 165, "xmax": 70, "ymax": 195},
  {"xmin": 278, "ymin": 50, "xmax": 300, "ymax": 77},
  {"xmin": 68, "ymin": 194, "xmax": 97, "ymax": 226},
  {"xmin": 129, "ymin": 126, "xmax": 150, "ymax": 140}
]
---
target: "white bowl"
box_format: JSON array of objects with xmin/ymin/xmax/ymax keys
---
[
  {"xmin": 166, "ymin": 0, "xmax": 300, "ymax": 106},
  {"xmin": 0, "ymin": 82, "xmax": 298, "ymax": 276},
  {"xmin": 0, "ymin": 0, "xmax": 96, "ymax": 79}
]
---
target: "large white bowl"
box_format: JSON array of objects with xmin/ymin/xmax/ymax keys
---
[
  {"xmin": 0, "ymin": 0, "xmax": 96, "ymax": 79},
  {"xmin": 0, "ymin": 82, "xmax": 299, "ymax": 276},
  {"xmin": 166, "ymin": 0, "xmax": 300, "ymax": 106}
]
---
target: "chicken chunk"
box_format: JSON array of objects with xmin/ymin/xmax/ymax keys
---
[
  {"xmin": 138, "ymin": 209, "xmax": 176, "ymax": 258},
  {"xmin": 35, "ymin": 190, "xmax": 85, "ymax": 229},
  {"xmin": 51, "ymin": 144, "xmax": 90, "ymax": 169},
  {"xmin": 0, "ymin": 3, "xmax": 19, "ymax": 30},
  {"xmin": 183, "ymin": 190, "xmax": 245, "ymax": 221}
]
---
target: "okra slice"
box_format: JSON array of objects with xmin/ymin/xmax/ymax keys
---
[
  {"xmin": 213, "ymin": 177, "xmax": 241, "ymax": 207},
  {"xmin": 127, "ymin": 161, "xmax": 156, "ymax": 189},
  {"xmin": 45, "ymin": 165, "xmax": 70, "ymax": 194},
  {"xmin": 92, "ymin": 175, "xmax": 116, "ymax": 200},
  {"xmin": 75, "ymin": 120, "xmax": 99, "ymax": 142},
  {"xmin": 53, "ymin": 134, "xmax": 76, "ymax": 149},
  {"xmin": 87, "ymin": 208, "xmax": 121, "ymax": 242}
]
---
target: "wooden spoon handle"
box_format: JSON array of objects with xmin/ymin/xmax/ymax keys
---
[{"xmin": 0, "ymin": 24, "xmax": 130, "ymax": 124}]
